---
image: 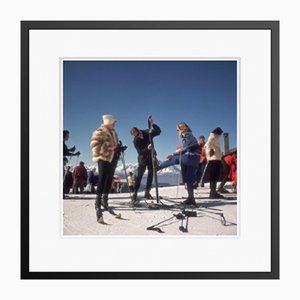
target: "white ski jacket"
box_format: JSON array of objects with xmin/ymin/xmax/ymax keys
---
[{"xmin": 204, "ymin": 133, "xmax": 222, "ymax": 161}]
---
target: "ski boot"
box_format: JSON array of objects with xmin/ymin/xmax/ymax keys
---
[
  {"xmin": 218, "ymin": 188, "xmax": 229, "ymax": 193},
  {"xmin": 96, "ymin": 209, "xmax": 104, "ymax": 224},
  {"xmin": 144, "ymin": 189, "xmax": 153, "ymax": 200},
  {"xmin": 209, "ymin": 191, "xmax": 224, "ymax": 199},
  {"xmin": 95, "ymin": 196, "xmax": 104, "ymax": 224},
  {"xmin": 181, "ymin": 196, "xmax": 197, "ymax": 206},
  {"xmin": 131, "ymin": 192, "xmax": 141, "ymax": 207}
]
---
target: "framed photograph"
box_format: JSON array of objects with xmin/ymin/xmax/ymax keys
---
[{"xmin": 21, "ymin": 21, "xmax": 279, "ymax": 279}]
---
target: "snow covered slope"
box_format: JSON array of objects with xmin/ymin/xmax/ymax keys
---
[{"xmin": 63, "ymin": 185, "xmax": 237, "ymax": 236}]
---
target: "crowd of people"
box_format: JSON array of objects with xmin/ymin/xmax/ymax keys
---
[{"xmin": 63, "ymin": 115, "xmax": 237, "ymax": 223}]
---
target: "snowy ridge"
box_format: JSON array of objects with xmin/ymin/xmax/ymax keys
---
[
  {"xmin": 85, "ymin": 161, "xmax": 181, "ymax": 176},
  {"xmin": 84, "ymin": 161, "xmax": 181, "ymax": 186}
]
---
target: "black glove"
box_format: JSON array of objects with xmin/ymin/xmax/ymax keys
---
[
  {"xmin": 119, "ymin": 145, "xmax": 127, "ymax": 152},
  {"xmin": 74, "ymin": 151, "xmax": 80, "ymax": 156},
  {"xmin": 117, "ymin": 140, "xmax": 127, "ymax": 153},
  {"xmin": 209, "ymin": 149, "xmax": 215, "ymax": 157},
  {"xmin": 70, "ymin": 146, "xmax": 76, "ymax": 152},
  {"xmin": 147, "ymin": 115, "xmax": 153, "ymax": 125}
]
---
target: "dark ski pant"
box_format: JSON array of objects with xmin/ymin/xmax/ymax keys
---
[
  {"xmin": 96, "ymin": 155, "xmax": 119, "ymax": 197},
  {"xmin": 207, "ymin": 160, "xmax": 222, "ymax": 193},
  {"xmin": 134, "ymin": 158, "xmax": 153, "ymax": 192},
  {"xmin": 159, "ymin": 154, "xmax": 180, "ymax": 169},
  {"xmin": 180, "ymin": 154, "xmax": 199, "ymax": 198}
]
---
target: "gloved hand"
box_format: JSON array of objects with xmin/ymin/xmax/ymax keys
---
[
  {"xmin": 116, "ymin": 141, "xmax": 127, "ymax": 153},
  {"xmin": 70, "ymin": 146, "xmax": 76, "ymax": 152},
  {"xmin": 209, "ymin": 149, "xmax": 215, "ymax": 157},
  {"xmin": 119, "ymin": 145, "xmax": 127, "ymax": 152},
  {"xmin": 74, "ymin": 151, "xmax": 80, "ymax": 156},
  {"xmin": 147, "ymin": 115, "xmax": 153, "ymax": 125},
  {"xmin": 116, "ymin": 145, "xmax": 127, "ymax": 153}
]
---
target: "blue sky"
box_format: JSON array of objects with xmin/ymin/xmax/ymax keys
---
[{"xmin": 63, "ymin": 60, "xmax": 237, "ymax": 165}]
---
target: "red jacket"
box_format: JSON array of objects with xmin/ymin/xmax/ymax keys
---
[
  {"xmin": 199, "ymin": 142, "xmax": 206, "ymax": 163},
  {"xmin": 224, "ymin": 154, "xmax": 237, "ymax": 185},
  {"xmin": 73, "ymin": 165, "xmax": 88, "ymax": 181}
]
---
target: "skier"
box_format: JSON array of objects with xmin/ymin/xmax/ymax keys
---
[
  {"xmin": 87, "ymin": 167, "xmax": 97, "ymax": 194},
  {"xmin": 63, "ymin": 166, "xmax": 73, "ymax": 195},
  {"xmin": 127, "ymin": 172, "xmax": 135, "ymax": 193},
  {"xmin": 194, "ymin": 135, "xmax": 207, "ymax": 188},
  {"xmin": 63, "ymin": 130, "xmax": 80, "ymax": 164},
  {"xmin": 90, "ymin": 114, "xmax": 121, "ymax": 223},
  {"xmin": 72, "ymin": 161, "xmax": 88, "ymax": 194},
  {"xmin": 130, "ymin": 116, "xmax": 161, "ymax": 205},
  {"xmin": 204, "ymin": 127, "xmax": 224, "ymax": 199},
  {"xmin": 165, "ymin": 122, "xmax": 200, "ymax": 206},
  {"xmin": 112, "ymin": 176, "xmax": 122, "ymax": 193},
  {"xmin": 217, "ymin": 151, "xmax": 237, "ymax": 193},
  {"xmin": 63, "ymin": 130, "xmax": 80, "ymax": 198}
]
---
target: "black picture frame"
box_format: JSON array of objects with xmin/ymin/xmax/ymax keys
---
[{"xmin": 21, "ymin": 20, "xmax": 279, "ymax": 280}]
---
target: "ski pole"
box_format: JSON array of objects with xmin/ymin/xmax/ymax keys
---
[
  {"xmin": 176, "ymin": 135, "xmax": 182, "ymax": 200},
  {"xmin": 120, "ymin": 151, "xmax": 132, "ymax": 198},
  {"xmin": 199, "ymin": 160, "xmax": 210, "ymax": 187},
  {"xmin": 147, "ymin": 215, "xmax": 175, "ymax": 230}
]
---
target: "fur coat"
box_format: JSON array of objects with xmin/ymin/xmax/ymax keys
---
[
  {"xmin": 90, "ymin": 125, "xmax": 119, "ymax": 163},
  {"xmin": 204, "ymin": 133, "xmax": 222, "ymax": 161}
]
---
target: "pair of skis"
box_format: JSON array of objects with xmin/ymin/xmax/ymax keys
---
[{"xmin": 147, "ymin": 115, "xmax": 160, "ymax": 204}]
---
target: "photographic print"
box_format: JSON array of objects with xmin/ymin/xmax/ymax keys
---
[
  {"xmin": 21, "ymin": 21, "xmax": 279, "ymax": 279},
  {"xmin": 62, "ymin": 59, "xmax": 238, "ymax": 236}
]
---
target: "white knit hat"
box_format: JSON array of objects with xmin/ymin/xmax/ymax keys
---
[{"xmin": 102, "ymin": 114, "xmax": 116, "ymax": 125}]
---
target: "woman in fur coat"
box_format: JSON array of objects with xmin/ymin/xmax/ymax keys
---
[{"xmin": 90, "ymin": 115, "xmax": 120, "ymax": 223}]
